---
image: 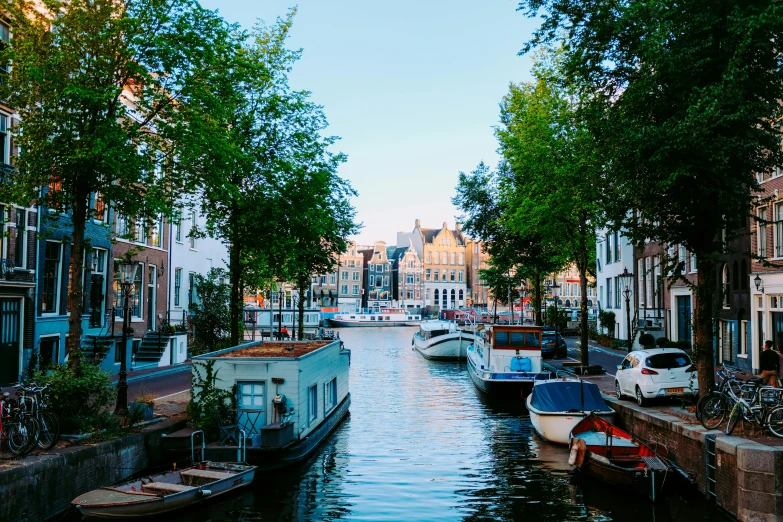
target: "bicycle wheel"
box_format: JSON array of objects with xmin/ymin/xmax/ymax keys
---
[
  {"xmin": 767, "ymin": 406, "xmax": 783, "ymax": 438},
  {"xmin": 726, "ymin": 402, "xmax": 742, "ymax": 435},
  {"xmin": 36, "ymin": 411, "xmax": 59, "ymax": 450},
  {"xmin": 700, "ymin": 394, "xmax": 728, "ymax": 430},
  {"xmin": 6, "ymin": 423, "xmax": 30, "ymax": 456}
]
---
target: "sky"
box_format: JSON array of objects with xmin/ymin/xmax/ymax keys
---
[{"xmin": 198, "ymin": 0, "xmax": 539, "ymax": 245}]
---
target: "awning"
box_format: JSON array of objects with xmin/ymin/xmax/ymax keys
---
[{"xmin": 529, "ymin": 381, "xmax": 610, "ymax": 413}]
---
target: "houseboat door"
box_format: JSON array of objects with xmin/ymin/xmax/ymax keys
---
[
  {"xmin": 237, "ymin": 381, "xmax": 266, "ymax": 438},
  {"xmin": 0, "ymin": 297, "xmax": 21, "ymax": 386}
]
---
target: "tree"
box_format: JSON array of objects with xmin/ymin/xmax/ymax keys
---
[
  {"xmin": 454, "ymin": 162, "xmax": 566, "ymax": 328},
  {"xmin": 518, "ymin": 0, "xmax": 783, "ymax": 393},
  {"xmin": 0, "ymin": 0, "xmax": 229, "ymax": 369},
  {"xmin": 494, "ymin": 52, "xmax": 601, "ymax": 365},
  {"xmin": 477, "ymin": 264, "xmax": 522, "ymax": 323},
  {"xmin": 190, "ymin": 268, "xmax": 232, "ymax": 353}
]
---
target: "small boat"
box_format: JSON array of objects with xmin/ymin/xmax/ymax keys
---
[
  {"xmin": 328, "ymin": 308, "xmax": 420, "ymax": 327},
  {"xmin": 568, "ymin": 415, "xmax": 671, "ymax": 501},
  {"xmin": 466, "ymin": 324, "xmax": 550, "ymax": 395},
  {"xmin": 72, "ymin": 461, "xmax": 256, "ymax": 519},
  {"xmin": 526, "ymin": 378, "xmax": 615, "ymax": 444},
  {"xmin": 412, "ymin": 320, "xmax": 476, "ymax": 360}
]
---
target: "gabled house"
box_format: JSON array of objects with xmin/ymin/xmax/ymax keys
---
[
  {"xmin": 391, "ymin": 240, "xmax": 423, "ymax": 310},
  {"xmin": 360, "ymin": 241, "xmax": 392, "ymax": 310}
]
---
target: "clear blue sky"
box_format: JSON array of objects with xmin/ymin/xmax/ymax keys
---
[{"xmin": 199, "ymin": 0, "xmax": 538, "ymax": 245}]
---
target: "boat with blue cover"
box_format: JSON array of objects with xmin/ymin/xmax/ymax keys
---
[
  {"xmin": 466, "ymin": 324, "xmax": 549, "ymax": 396},
  {"xmin": 526, "ymin": 378, "xmax": 615, "ymax": 444}
]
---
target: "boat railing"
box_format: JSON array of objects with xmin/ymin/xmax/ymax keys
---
[
  {"xmin": 239, "ymin": 429, "xmax": 247, "ymax": 463},
  {"xmin": 191, "ymin": 429, "xmax": 205, "ymax": 464}
]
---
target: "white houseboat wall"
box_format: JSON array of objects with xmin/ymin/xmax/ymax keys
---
[
  {"xmin": 243, "ymin": 307, "xmax": 322, "ymax": 339},
  {"xmin": 192, "ymin": 339, "xmax": 350, "ymax": 469}
]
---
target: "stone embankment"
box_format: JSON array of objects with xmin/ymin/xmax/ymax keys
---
[
  {"xmin": 0, "ymin": 416, "xmax": 187, "ymax": 522},
  {"xmin": 607, "ymin": 397, "xmax": 783, "ymax": 522}
]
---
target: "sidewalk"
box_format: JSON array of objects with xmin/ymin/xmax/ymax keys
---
[{"xmin": 110, "ymin": 360, "xmax": 191, "ymax": 383}]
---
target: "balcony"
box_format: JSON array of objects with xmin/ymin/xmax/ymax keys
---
[{"xmin": 0, "ymin": 258, "xmax": 12, "ymax": 279}]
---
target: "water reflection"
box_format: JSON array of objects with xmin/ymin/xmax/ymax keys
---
[{"xmin": 76, "ymin": 327, "xmax": 733, "ymax": 522}]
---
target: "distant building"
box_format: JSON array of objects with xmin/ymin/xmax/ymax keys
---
[
  {"xmin": 398, "ymin": 219, "xmax": 467, "ymax": 311},
  {"xmin": 391, "ymin": 240, "xmax": 423, "ymax": 310},
  {"xmin": 360, "ymin": 241, "xmax": 392, "ymax": 310},
  {"xmin": 337, "ymin": 242, "xmax": 364, "ymax": 312},
  {"xmin": 465, "ymin": 239, "xmax": 490, "ymax": 310}
]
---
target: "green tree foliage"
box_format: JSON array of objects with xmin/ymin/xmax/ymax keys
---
[
  {"xmin": 518, "ymin": 0, "xmax": 783, "ymax": 392},
  {"xmin": 187, "ymin": 360, "xmax": 237, "ymax": 439},
  {"xmin": 0, "ymin": 0, "xmax": 229, "ymax": 368},
  {"xmin": 35, "ymin": 364, "xmax": 116, "ymax": 433},
  {"xmin": 477, "ymin": 265, "xmax": 522, "ymax": 323},
  {"xmin": 495, "ymin": 51, "xmax": 601, "ymax": 365},
  {"xmin": 454, "ymin": 162, "xmax": 566, "ymax": 327},
  {"xmin": 190, "ymin": 268, "xmax": 232, "ymax": 354},
  {"xmin": 598, "ymin": 310, "xmax": 616, "ymax": 339}
]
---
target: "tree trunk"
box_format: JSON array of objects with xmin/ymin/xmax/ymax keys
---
[
  {"xmin": 66, "ymin": 195, "xmax": 88, "ymax": 371},
  {"xmin": 694, "ymin": 258, "xmax": 716, "ymax": 397},
  {"xmin": 229, "ymin": 201, "xmax": 242, "ymax": 347},
  {"xmin": 579, "ymin": 268, "xmax": 589, "ymax": 366},
  {"xmin": 297, "ymin": 280, "xmax": 306, "ymax": 341}
]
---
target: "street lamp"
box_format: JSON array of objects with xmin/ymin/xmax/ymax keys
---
[
  {"xmin": 114, "ymin": 259, "xmax": 139, "ymax": 417},
  {"xmin": 547, "ymin": 281, "xmax": 561, "ymax": 339},
  {"xmin": 277, "ymin": 287, "xmax": 284, "ymax": 340},
  {"xmin": 754, "ymin": 274, "xmax": 763, "ymax": 292},
  {"xmin": 619, "ymin": 267, "xmax": 635, "ymax": 352},
  {"xmin": 291, "ymin": 293, "xmax": 299, "ymax": 340}
]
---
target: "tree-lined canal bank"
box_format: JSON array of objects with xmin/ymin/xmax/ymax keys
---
[{"xmin": 64, "ymin": 327, "xmax": 732, "ymax": 522}]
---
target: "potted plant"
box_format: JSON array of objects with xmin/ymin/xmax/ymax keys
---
[
  {"xmin": 129, "ymin": 391, "xmax": 155, "ymax": 421},
  {"xmin": 639, "ymin": 333, "xmax": 655, "ymax": 349}
]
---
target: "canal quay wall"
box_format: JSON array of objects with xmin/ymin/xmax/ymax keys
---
[
  {"xmin": 606, "ymin": 398, "xmax": 783, "ymax": 522},
  {"xmin": 0, "ymin": 417, "xmax": 187, "ymax": 522}
]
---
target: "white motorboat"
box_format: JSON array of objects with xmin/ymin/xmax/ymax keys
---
[
  {"xmin": 328, "ymin": 308, "xmax": 420, "ymax": 327},
  {"xmin": 526, "ymin": 379, "xmax": 615, "ymax": 444},
  {"xmin": 412, "ymin": 320, "xmax": 476, "ymax": 360},
  {"xmin": 72, "ymin": 461, "xmax": 256, "ymax": 519},
  {"xmin": 466, "ymin": 324, "xmax": 549, "ymax": 396}
]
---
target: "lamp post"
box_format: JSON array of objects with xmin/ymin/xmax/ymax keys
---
[
  {"xmin": 291, "ymin": 293, "xmax": 299, "ymax": 340},
  {"xmin": 755, "ymin": 274, "xmax": 763, "ymax": 292},
  {"xmin": 547, "ymin": 281, "xmax": 561, "ymax": 339},
  {"xmin": 277, "ymin": 287, "xmax": 284, "ymax": 340},
  {"xmin": 114, "ymin": 260, "xmax": 139, "ymax": 417},
  {"xmin": 620, "ymin": 267, "xmax": 635, "ymax": 352}
]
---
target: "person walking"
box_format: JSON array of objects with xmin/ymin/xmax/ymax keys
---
[{"xmin": 760, "ymin": 340, "xmax": 780, "ymax": 387}]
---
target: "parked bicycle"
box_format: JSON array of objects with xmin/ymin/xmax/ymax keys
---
[
  {"xmin": 697, "ymin": 364, "xmax": 745, "ymax": 427},
  {"xmin": 0, "ymin": 389, "xmax": 38, "ymax": 457},
  {"xmin": 724, "ymin": 385, "xmax": 783, "ymax": 436},
  {"xmin": 15, "ymin": 383, "xmax": 59, "ymax": 450}
]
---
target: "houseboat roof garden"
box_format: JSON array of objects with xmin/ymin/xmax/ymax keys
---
[{"xmin": 213, "ymin": 341, "xmax": 331, "ymax": 359}]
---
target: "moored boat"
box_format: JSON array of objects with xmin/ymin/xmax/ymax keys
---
[
  {"xmin": 328, "ymin": 308, "xmax": 420, "ymax": 327},
  {"xmin": 72, "ymin": 461, "xmax": 255, "ymax": 519},
  {"xmin": 466, "ymin": 324, "xmax": 549, "ymax": 396},
  {"xmin": 412, "ymin": 320, "xmax": 476, "ymax": 360},
  {"xmin": 568, "ymin": 414, "xmax": 672, "ymax": 502},
  {"xmin": 526, "ymin": 378, "xmax": 615, "ymax": 444}
]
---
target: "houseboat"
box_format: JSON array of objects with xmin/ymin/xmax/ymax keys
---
[
  {"xmin": 466, "ymin": 324, "xmax": 549, "ymax": 395},
  {"xmin": 192, "ymin": 339, "xmax": 350, "ymax": 470},
  {"xmin": 412, "ymin": 320, "xmax": 477, "ymax": 360},
  {"xmin": 328, "ymin": 308, "xmax": 420, "ymax": 327}
]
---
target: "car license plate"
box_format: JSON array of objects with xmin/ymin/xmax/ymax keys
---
[{"xmin": 666, "ymin": 387, "xmax": 684, "ymax": 394}]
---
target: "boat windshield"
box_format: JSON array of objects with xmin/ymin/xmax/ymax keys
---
[{"xmin": 645, "ymin": 352, "xmax": 691, "ymax": 369}]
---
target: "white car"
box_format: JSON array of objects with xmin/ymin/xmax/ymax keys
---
[{"xmin": 614, "ymin": 348, "xmax": 698, "ymax": 406}]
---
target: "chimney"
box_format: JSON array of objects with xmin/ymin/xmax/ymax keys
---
[
  {"xmin": 456, "ymin": 222, "xmax": 462, "ymax": 232},
  {"xmin": 415, "ymin": 218, "xmax": 420, "ymax": 229}
]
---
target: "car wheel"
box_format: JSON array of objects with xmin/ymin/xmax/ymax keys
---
[
  {"xmin": 615, "ymin": 380, "xmax": 624, "ymax": 400},
  {"xmin": 636, "ymin": 386, "xmax": 648, "ymax": 407}
]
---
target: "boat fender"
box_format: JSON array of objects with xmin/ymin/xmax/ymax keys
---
[
  {"xmin": 568, "ymin": 438, "xmax": 586, "ymax": 468},
  {"xmin": 198, "ymin": 489, "xmax": 212, "ymax": 497}
]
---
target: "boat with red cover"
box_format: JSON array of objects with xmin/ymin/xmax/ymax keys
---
[{"xmin": 568, "ymin": 414, "xmax": 672, "ymax": 502}]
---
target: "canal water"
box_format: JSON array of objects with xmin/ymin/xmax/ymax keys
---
[{"xmin": 139, "ymin": 328, "xmax": 731, "ymax": 521}]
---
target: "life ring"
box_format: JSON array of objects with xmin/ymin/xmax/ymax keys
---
[{"xmin": 568, "ymin": 438, "xmax": 586, "ymax": 468}]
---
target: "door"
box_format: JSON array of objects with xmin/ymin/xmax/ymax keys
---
[
  {"xmin": 0, "ymin": 298, "xmax": 21, "ymax": 386},
  {"xmin": 617, "ymin": 355, "xmax": 633, "ymax": 394},
  {"xmin": 677, "ymin": 296, "xmax": 692, "ymax": 342},
  {"xmin": 147, "ymin": 265, "xmax": 156, "ymax": 331},
  {"xmin": 237, "ymin": 381, "xmax": 266, "ymax": 436},
  {"xmin": 771, "ymin": 312, "xmax": 783, "ymax": 352}
]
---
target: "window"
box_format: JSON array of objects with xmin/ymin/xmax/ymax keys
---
[
  {"xmin": 0, "ymin": 22, "xmax": 9, "ymax": 75},
  {"xmin": 383, "ymin": 276, "xmax": 389, "ymax": 287},
  {"xmin": 775, "ymin": 202, "xmax": 783, "ymax": 257},
  {"xmin": 39, "ymin": 336, "xmax": 59, "ymax": 372},
  {"xmin": 450, "ymin": 252, "xmax": 456, "ymax": 265},
  {"xmin": 458, "ymin": 252, "xmax": 464, "ymax": 265},
  {"xmin": 637, "ymin": 258, "xmax": 645, "ymax": 308},
  {"xmin": 678, "ymin": 245, "xmax": 686, "ymax": 268},
  {"xmin": 150, "ymin": 216, "xmax": 163, "ymax": 247},
  {"xmin": 458, "ymin": 271, "xmax": 464, "ymax": 282},
  {"xmin": 116, "ymin": 214, "xmax": 130, "ymax": 237},
  {"xmin": 174, "ymin": 214, "xmax": 182, "ymax": 242},
  {"xmin": 369, "ymin": 264, "xmax": 374, "ymax": 273},
  {"xmin": 614, "ymin": 277, "xmax": 621, "ymax": 309},
  {"xmin": 92, "ymin": 193, "xmax": 106, "ymax": 223},
  {"xmin": 324, "ymin": 378, "xmax": 337, "ymax": 413},
  {"xmin": 722, "ymin": 264, "xmax": 730, "ymax": 308},
  {"xmin": 450, "ymin": 270, "xmax": 455, "ymax": 282},
  {"xmin": 134, "ymin": 218, "xmax": 146, "ymax": 243},
  {"xmin": 614, "ymin": 231, "xmax": 621, "ymax": 261},
  {"xmin": 416, "ymin": 274, "xmax": 421, "ymax": 283},
  {"xmin": 441, "ymin": 252, "xmax": 448, "ymax": 264},
  {"xmin": 759, "ymin": 207, "xmax": 768, "ymax": 258},
  {"xmin": 407, "ymin": 274, "xmax": 414, "ymax": 284},
  {"xmin": 13, "ymin": 208, "xmax": 25, "ymax": 269},
  {"xmin": 131, "ymin": 264, "xmax": 143, "ymax": 318},
  {"xmin": 341, "ymin": 284, "xmax": 348, "ymax": 294},
  {"xmin": 189, "ymin": 211, "xmax": 197, "ymax": 249},
  {"xmin": 434, "ymin": 289, "xmax": 440, "ymax": 305},
  {"xmin": 308, "ymin": 384, "xmax": 318, "ymax": 424},
  {"xmin": 408, "ymin": 260, "xmax": 414, "ymax": 269},
  {"xmin": 329, "ymin": 273, "xmax": 336, "ymax": 284},
  {"xmin": 188, "ymin": 272, "xmax": 196, "ymax": 306},
  {"xmin": 606, "ymin": 277, "xmax": 613, "ymax": 309},
  {"xmin": 369, "ymin": 275, "xmax": 375, "ymax": 286},
  {"xmin": 174, "ymin": 268, "xmax": 182, "ymax": 307},
  {"xmin": 434, "ymin": 271, "xmax": 439, "ymax": 282},
  {"xmin": 342, "ymin": 271, "xmax": 348, "ymax": 280},
  {"xmin": 425, "ymin": 269, "xmax": 431, "ymax": 280},
  {"xmin": 353, "ymin": 272, "xmax": 360, "ymax": 281},
  {"xmin": 425, "ymin": 252, "xmax": 431, "ymax": 263},
  {"xmin": 605, "ymin": 233, "xmax": 612, "ymax": 263},
  {"xmin": 690, "ymin": 252, "xmax": 697, "ymax": 273},
  {"xmin": 0, "ymin": 113, "xmax": 8, "ymax": 165},
  {"xmin": 352, "ymin": 284, "xmax": 359, "ymax": 295},
  {"xmin": 42, "ymin": 241, "xmax": 62, "ymax": 313},
  {"xmin": 237, "ymin": 382, "xmax": 266, "ymax": 435}
]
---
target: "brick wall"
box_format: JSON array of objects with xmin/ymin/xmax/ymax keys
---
[{"xmin": 751, "ymin": 173, "xmax": 783, "ymax": 274}]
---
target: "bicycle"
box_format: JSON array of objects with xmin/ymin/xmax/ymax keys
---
[
  {"xmin": 725, "ymin": 385, "xmax": 783, "ymax": 437},
  {"xmin": 16, "ymin": 383, "xmax": 59, "ymax": 450},
  {"xmin": 0, "ymin": 391, "xmax": 37, "ymax": 457},
  {"xmin": 698, "ymin": 365, "xmax": 748, "ymax": 429}
]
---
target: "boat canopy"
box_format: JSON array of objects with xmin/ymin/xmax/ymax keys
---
[{"xmin": 529, "ymin": 381, "xmax": 611, "ymax": 413}]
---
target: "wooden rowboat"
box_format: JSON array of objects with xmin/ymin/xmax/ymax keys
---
[
  {"xmin": 568, "ymin": 415, "xmax": 671, "ymax": 502},
  {"xmin": 72, "ymin": 461, "xmax": 256, "ymax": 519}
]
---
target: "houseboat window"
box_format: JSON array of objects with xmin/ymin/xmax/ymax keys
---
[
  {"xmin": 495, "ymin": 332, "xmax": 509, "ymax": 345},
  {"xmin": 308, "ymin": 384, "xmax": 318, "ymax": 424},
  {"xmin": 325, "ymin": 378, "xmax": 337, "ymax": 413},
  {"xmin": 510, "ymin": 332, "xmax": 524, "ymax": 346},
  {"xmin": 237, "ymin": 381, "xmax": 266, "ymax": 435},
  {"xmin": 525, "ymin": 332, "xmax": 540, "ymax": 346}
]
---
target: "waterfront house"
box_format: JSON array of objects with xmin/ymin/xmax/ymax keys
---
[
  {"xmin": 465, "ymin": 239, "xmax": 491, "ymax": 311},
  {"xmin": 391, "ymin": 240, "xmax": 424, "ymax": 311},
  {"xmin": 337, "ymin": 241, "xmax": 363, "ymax": 313},
  {"xmin": 192, "ymin": 339, "xmax": 350, "ymax": 466},
  {"xmin": 359, "ymin": 241, "xmax": 393, "ymax": 310},
  {"xmin": 596, "ymin": 228, "xmax": 635, "ymax": 342}
]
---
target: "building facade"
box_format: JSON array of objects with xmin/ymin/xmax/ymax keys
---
[
  {"xmin": 360, "ymin": 241, "xmax": 392, "ymax": 310},
  {"xmin": 596, "ymin": 228, "xmax": 635, "ymax": 341},
  {"xmin": 392, "ymin": 241, "xmax": 424, "ymax": 310},
  {"xmin": 465, "ymin": 239, "xmax": 490, "ymax": 310},
  {"xmin": 336, "ymin": 242, "xmax": 363, "ymax": 312}
]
